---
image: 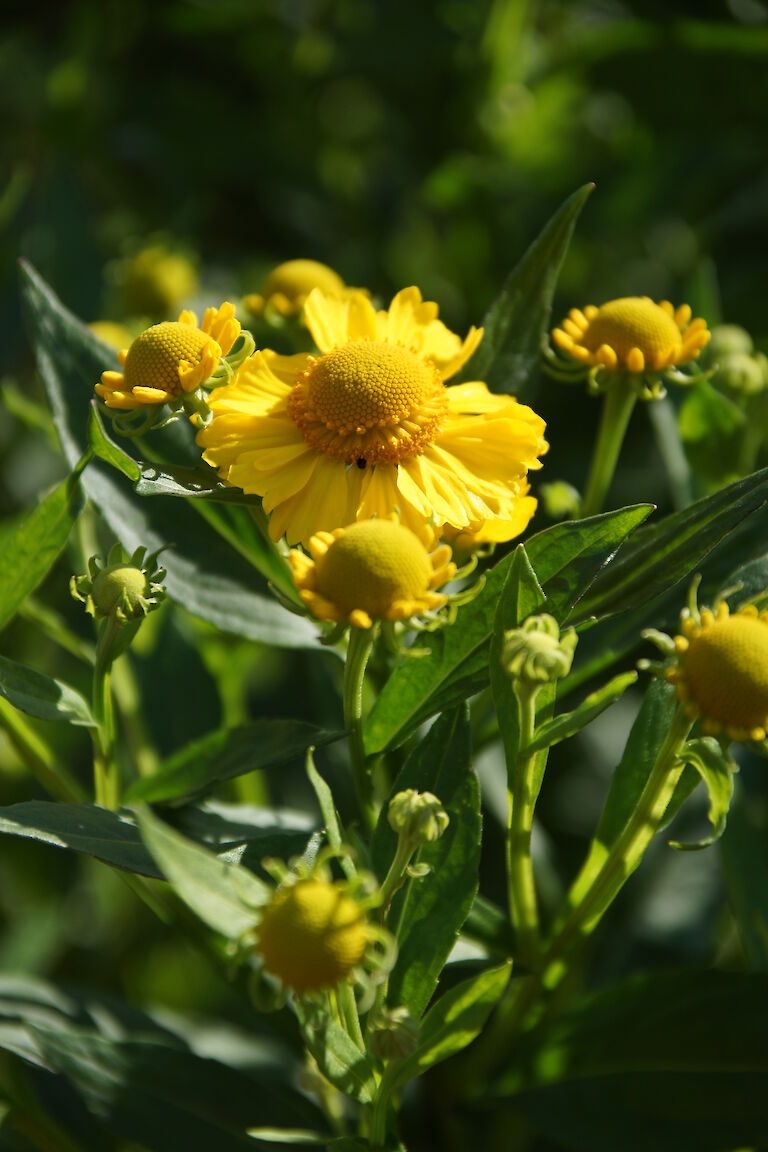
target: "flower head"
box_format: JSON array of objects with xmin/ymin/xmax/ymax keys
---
[
  {"xmin": 502, "ymin": 613, "xmax": 577, "ymax": 687},
  {"xmin": 95, "ymin": 303, "xmax": 242, "ymax": 413},
  {"xmin": 198, "ymin": 286, "xmax": 547, "ymax": 545},
  {"xmin": 111, "ymin": 243, "xmax": 199, "ymax": 319},
  {"xmin": 71, "ymin": 544, "xmax": 166, "ymax": 625},
  {"xmin": 256, "ymin": 878, "xmax": 371, "ymax": 993},
  {"xmin": 244, "ymin": 259, "xmax": 363, "ymax": 321},
  {"xmin": 548, "ymin": 296, "xmax": 711, "ymax": 398},
  {"xmin": 667, "ymin": 601, "xmax": 768, "ymax": 742},
  {"xmin": 288, "ymin": 518, "xmax": 455, "ymax": 630}
]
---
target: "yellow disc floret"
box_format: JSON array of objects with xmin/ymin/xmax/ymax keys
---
[
  {"xmin": 257, "ymin": 879, "xmax": 368, "ymax": 992},
  {"xmin": 96, "ymin": 303, "xmax": 240, "ymax": 411},
  {"xmin": 670, "ymin": 603, "xmax": 768, "ymax": 741},
  {"xmin": 288, "ymin": 340, "xmax": 446, "ymax": 465},
  {"xmin": 288, "ymin": 519, "xmax": 456, "ymax": 629},
  {"xmin": 551, "ymin": 296, "xmax": 710, "ymax": 377}
]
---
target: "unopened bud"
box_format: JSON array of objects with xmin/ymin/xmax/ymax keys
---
[
  {"xmin": 716, "ymin": 351, "xmax": 767, "ymax": 396},
  {"xmin": 502, "ymin": 613, "xmax": 577, "ymax": 687},
  {"xmin": 71, "ymin": 544, "xmax": 166, "ymax": 625},
  {"xmin": 707, "ymin": 324, "xmax": 753, "ymax": 360},
  {"xmin": 540, "ymin": 480, "xmax": 581, "ymax": 521},
  {"xmin": 388, "ymin": 790, "xmax": 449, "ymax": 846}
]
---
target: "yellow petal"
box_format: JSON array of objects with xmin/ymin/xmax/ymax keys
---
[{"xmin": 304, "ymin": 289, "xmax": 377, "ymax": 352}]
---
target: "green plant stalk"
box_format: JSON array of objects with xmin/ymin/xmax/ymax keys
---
[
  {"xmin": 378, "ymin": 836, "xmax": 418, "ymax": 916},
  {"xmin": 343, "ymin": 627, "xmax": 377, "ymax": 834},
  {"xmin": 370, "ymin": 1061, "xmax": 400, "ymax": 1148},
  {"xmin": 506, "ymin": 684, "xmax": 540, "ymax": 970},
  {"xmin": 0, "ymin": 697, "xmax": 85, "ymax": 802},
  {"xmin": 337, "ymin": 981, "xmax": 365, "ymax": 1051},
  {"xmin": 581, "ymin": 379, "xmax": 637, "ymax": 517},
  {"xmin": 647, "ymin": 396, "xmax": 693, "ymax": 510},
  {"xmin": 91, "ymin": 620, "xmax": 119, "ymax": 809},
  {"xmin": 470, "ymin": 706, "xmax": 692, "ymax": 1080}
]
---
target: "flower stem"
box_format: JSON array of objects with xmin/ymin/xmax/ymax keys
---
[
  {"xmin": 581, "ymin": 379, "xmax": 637, "ymax": 517},
  {"xmin": 0, "ymin": 697, "xmax": 85, "ymax": 803},
  {"xmin": 506, "ymin": 684, "xmax": 540, "ymax": 970},
  {"xmin": 91, "ymin": 621, "xmax": 119, "ymax": 809},
  {"xmin": 343, "ymin": 627, "xmax": 377, "ymax": 834}
]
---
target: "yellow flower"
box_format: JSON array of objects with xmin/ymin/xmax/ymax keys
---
[
  {"xmin": 95, "ymin": 304, "xmax": 241, "ymax": 411},
  {"xmin": 114, "ymin": 243, "xmax": 199, "ymax": 319},
  {"xmin": 244, "ymin": 259, "xmax": 362, "ymax": 319},
  {"xmin": 257, "ymin": 879, "xmax": 370, "ymax": 992},
  {"xmin": 443, "ymin": 483, "xmax": 538, "ymax": 552},
  {"xmin": 288, "ymin": 518, "xmax": 455, "ymax": 630},
  {"xmin": 668, "ymin": 602, "xmax": 768, "ymax": 741},
  {"xmin": 549, "ymin": 296, "xmax": 710, "ymax": 396},
  {"xmin": 198, "ymin": 286, "xmax": 547, "ymax": 545}
]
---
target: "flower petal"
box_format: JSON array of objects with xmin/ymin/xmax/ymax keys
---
[{"xmin": 304, "ymin": 289, "xmax": 377, "ymax": 352}]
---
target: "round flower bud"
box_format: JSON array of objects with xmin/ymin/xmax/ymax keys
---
[
  {"xmin": 368, "ymin": 1007, "xmax": 420, "ymax": 1062},
  {"xmin": 70, "ymin": 544, "xmax": 165, "ymax": 626},
  {"xmin": 387, "ymin": 789, "xmax": 449, "ymax": 846},
  {"xmin": 707, "ymin": 324, "xmax": 754, "ymax": 360},
  {"xmin": 256, "ymin": 879, "xmax": 369, "ymax": 993},
  {"xmin": 716, "ymin": 351, "xmax": 767, "ymax": 396},
  {"xmin": 540, "ymin": 480, "xmax": 581, "ymax": 521},
  {"xmin": 502, "ymin": 613, "xmax": 577, "ymax": 687}
]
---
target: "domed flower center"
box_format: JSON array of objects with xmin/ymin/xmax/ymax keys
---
[
  {"xmin": 314, "ymin": 520, "xmax": 433, "ymax": 618},
  {"xmin": 123, "ymin": 321, "xmax": 212, "ymax": 395},
  {"xmin": 684, "ymin": 614, "xmax": 768, "ymax": 731},
  {"xmin": 257, "ymin": 880, "xmax": 367, "ymax": 992},
  {"xmin": 263, "ymin": 259, "xmax": 345, "ymax": 303},
  {"xmin": 287, "ymin": 340, "xmax": 447, "ymax": 466},
  {"xmin": 582, "ymin": 298, "xmax": 682, "ymax": 362}
]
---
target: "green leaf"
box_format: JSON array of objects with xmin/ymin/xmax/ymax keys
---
[
  {"xmin": 576, "ymin": 466, "xmax": 768, "ymax": 624},
  {"xmin": 392, "ymin": 962, "xmax": 511, "ymax": 1088},
  {"xmin": 305, "ymin": 750, "xmax": 356, "ymax": 881},
  {"xmin": 489, "ymin": 545, "xmax": 550, "ymax": 798},
  {"xmin": 365, "ymin": 505, "xmax": 651, "ymax": 754},
  {"xmin": 679, "ymin": 379, "xmax": 745, "ymax": 481},
  {"xmin": 491, "ymin": 969, "xmax": 768, "ymax": 1152},
  {"xmin": 0, "ymin": 474, "xmax": 84, "ymax": 634},
  {"xmin": 0, "ymin": 653, "xmax": 95, "ymax": 726},
  {"xmin": 669, "ymin": 737, "xmax": 736, "ymax": 850},
  {"xmin": 454, "ymin": 184, "xmax": 593, "ymax": 396},
  {"xmin": 527, "ymin": 671, "xmax": 638, "ymax": 754},
  {"xmin": 87, "ymin": 400, "xmax": 140, "ymax": 481},
  {"xmin": 372, "ymin": 706, "xmax": 481, "ymax": 1018},
  {"xmin": 0, "ymin": 799, "xmax": 314, "ymax": 881},
  {"xmin": 462, "ymin": 895, "xmax": 516, "ymax": 956},
  {"xmin": 137, "ymin": 807, "xmax": 269, "ymax": 938},
  {"xmin": 563, "ymin": 680, "xmax": 698, "ymax": 920},
  {"xmin": 294, "ymin": 1005, "xmax": 377, "ymax": 1104},
  {"xmin": 126, "ymin": 720, "xmax": 342, "ymax": 806},
  {"xmin": 722, "ymin": 781, "xmax": 768, "ymax": 968},
  {"xmin": 19, "ymin": 260, "xmax": 316, "ymax": 649},
  {"xmin": 134, "ymin": 461, "xmax": 262, "ymax": 503}
]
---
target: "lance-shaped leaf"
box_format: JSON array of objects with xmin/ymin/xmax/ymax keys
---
[
  {"xmin": 669, "ymin": 737, "xmax": 737, "ymax": 851},
  {"xmin": 0, "ymin": 654, "xmax": 95, "ymax": 727},
  {"xmin": 454, "ymin": 183, "xmax": 593, "ymax": 397},
  {"xmin": 87, "ymin": 401, "xmax": 140, "ymax": 481},
  {"xmin": 526, "ymin": 671, "xmax": 638, "ymax": 754},
  {"xmin": 294, "ymin": 1005, "xmax": 377, "ymax": 1105}
]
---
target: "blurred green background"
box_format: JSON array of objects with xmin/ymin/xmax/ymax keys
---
[{"xmin": 1, "ymin": 1, "xmax": 768, "ymax": 1148}]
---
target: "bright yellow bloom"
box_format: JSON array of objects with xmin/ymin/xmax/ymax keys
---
[
  {"xmin": 553, "ymin": 297, "xmax": 709, "ymax": 374},
  {"xmin": 244, "ymin": 259, "xmax": 362, "ymax": 319},
  {"xmin": 288, "ymin": 518, "xmax": 455, "ymax": 630},
  {"xmin": 198, "ymin": 286, "xmax": 547, "ymax": 546},
  {"xmin": 668, "ymin": 602, "xmax": 768, "ymax": 742},
  {"xmin": 95, "ymin": 304, "xmax": 240, "ymax": 411},
  {"xmin": 257, "ymin": 879, "xmax": 369, "ymax": 992},
  {"xmin": 443, "ymin": 483, "xmax": 537, "ymax": 552}
]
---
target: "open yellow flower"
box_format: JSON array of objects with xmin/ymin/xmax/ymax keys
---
[
  {"xmin": 244, "ymin": 259, "xmax": 363, "ymax": 320},
  {"xmin": 96, "ymin": 303, "xmax": 241, "ymax": 411},
  {"xmin": 667, "ymin": 601, "xmax": 768, "ymax": 742},
  {"xmin": 198, "ymin": 286, "xmax": 547, "ymax": 545},
  {"xmin": 548, "ymin": 296, "xmax": 710, "ymax": 397},
  {"xmin": 288, "ymin": 518, "xmax": 455, "ymax": 630},
  {"xmin": 257, "ymin": 879, "xmax": 371, "ymax": 993}
]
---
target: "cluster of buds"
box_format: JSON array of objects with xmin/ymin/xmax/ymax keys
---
[
  {"xmin": 502, "ymin": 614, "xmax": 577, "ymax": 688},
  {"xmin": 706, "ymin": 325, "xmax": 768, "ymax": 397},
  {"xmin": 388, "ymin": 789, "xmax": 449, "ymax": 849}
]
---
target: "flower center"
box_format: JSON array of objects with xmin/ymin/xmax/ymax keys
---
[
  {"xmin": 287, "ymin": 339, "xmax": 447, "ymax": 465},
  {"xmin": 123, "ymin": 321, "xmax": 212, "ymax": 395},
  {"xmin": 582, "ymin": 297, "xmax": 682, "ymax": 363},
  {"xmin": 684, "ymin": 614, "xmax": 768, "ymax": 731},
  {"xmin": 257, "ymin": 880, "xmax": 367, "ymax": 992},
  {"xmin": 263, "ymin": 259, "xmax": 345, "ymax": 302},
  {"xmin": 314, "ymin": 520, "xmax": 434, "ymax": 619}
]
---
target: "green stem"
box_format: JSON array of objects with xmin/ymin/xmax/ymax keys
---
[
  {"xmin": 581, "ymin": 380, "xmax": 637, "ymax": 517},
  {"xmin": 343, "ymin": 627, "xmax": 377, "ymax": 834},
  {"xmin": 378, "ymin": 836, "xmax": 417, "ymax": 917},
  {"xmin": 647, "ymin": 396, "xmax": 693, "ymax": 510},
  {"xmin": 337, "ymin": 981, "xmax": 365, "ymax": 1051},
  {"xmin": 91, "ymin": 621, "xmax": 119, "ymax": 809},
  {"xmin": 506, "ymin": 685, "xmax": 540, "ymax": 970},
  {"xmin": 370, "ymin": 1062, "xmax": 399, "ymax": 1148}
]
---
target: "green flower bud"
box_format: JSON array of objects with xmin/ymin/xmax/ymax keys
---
[
  {"xmin": 368, "ymin": 1006, "xmax": 420, "ymax": 1062},
  {"xmin": 502, "ymin": 613, "xmax": 577, "ymax": 687},
  {"xmin": 716, "ymin": 351, "xmax": 767, "ymax": 396},
  {"xmin": 71, "ymin": 544, "xmax": 166, "ymax": 625},
  {"xmin": 540, "ymin": 480, "xmax": 581, "ymax": 521},
  {"xmin": 707, "ymin": 324, "xmax": 753, "ymax": 360},
  {"xmin": 388, "ymin": 789, "xmax": 449, "ymax": 846}
]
